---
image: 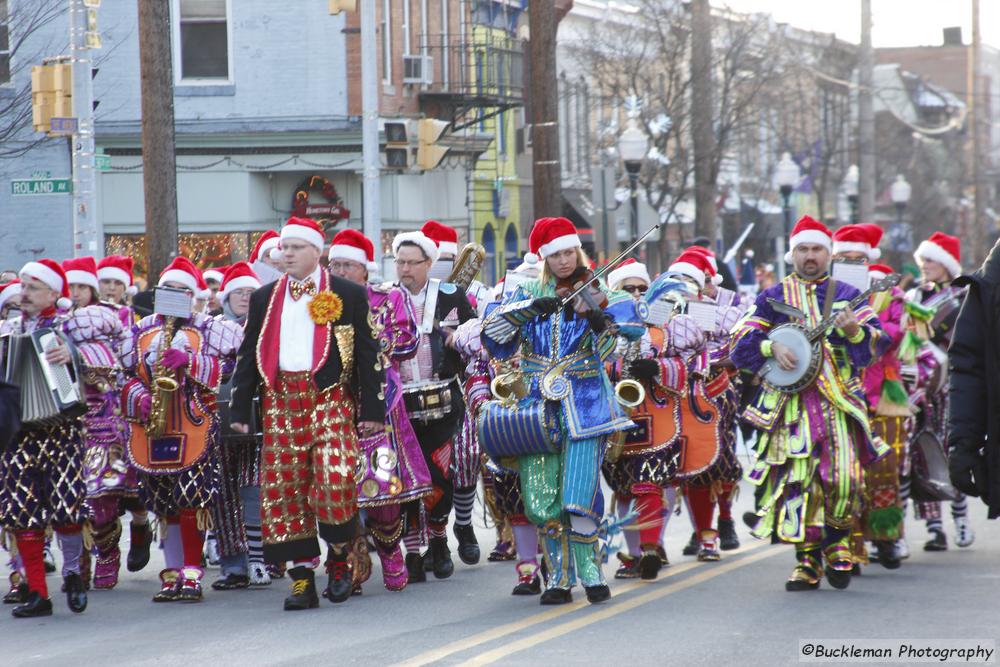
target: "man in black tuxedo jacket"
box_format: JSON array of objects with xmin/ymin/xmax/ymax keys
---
[
  {"xmin": 391, "ymin": 231, "xmax": 475, "ymax": 583},
  {"xmin": 230, "ymin": 217, "xmax": 384, "ymax": 610}
]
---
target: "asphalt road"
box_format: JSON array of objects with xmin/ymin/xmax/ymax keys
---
[{"xmin": 2, "ymin": 480, "xmax": 997, "ymax": 666}]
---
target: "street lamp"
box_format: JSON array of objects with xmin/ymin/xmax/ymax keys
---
[
  {"xmin": 890, "ymin": 173, "xmax": 911, "ymax": 227},
  {"xmin": 618, "ymin": 119, "xmax": 649, "ymax": 258},
  {"xmin": 774, "ymin": 152, "xmax": 801, "ymax": 278},
  {"xmin": 844, "ymin": 164, "xmax": 860, "ymax": 224}
]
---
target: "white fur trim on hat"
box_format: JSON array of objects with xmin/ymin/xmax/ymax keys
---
[
  {"xmin": 222, "ymin": 276, "xmax": 262, "ymax": 301},
  {"xmin": 868, "ymin": 270, "xmax": 888, "ymax": 281},
  {"xmin": 268, "ymin": 247, "xmax": 283, "ymax": 261},
  {"xmin": 608, "ymin": 263, "xmax": 651, "ymax": 290},
  {"xmin": 438, "ymin": 241, "xmax": 458, "ymax": 256},
  {"xmin": 203, "ymin": 269, "xmax": 224, "ymax": 284},
  {"xmin": 280, "ymin": 222, "xmax": 325, "ymax": 252},
  {"xmin": 786, "ymin": 229, "xmax": 832, "ymax": 263},
  {"xmin": 259, "ymin": 237, "xmax": 280, "ymax": 256},
  {"xmin": 538, "ymin": 233, "xmax": 582, "ymax": 259},
  {"xmin": 914, "ymin": 240, "xmax": 961, "ymax": 278},
  {"xmin": 20, "ymin": 262, "xmax": 64, "ymax": 294},
  {"xmin": 158, "ymin": 269, "xmax": 200, "ymax": 294},
  {"xmin": 712, "ymin": 273, "xmax": 723, "ymax": 286},
  {"xmin": 97, "ymin": 266, "xmax": 131, "ymax": 287},
  {"xmin": 0, "ymin": 284, "xmax": 22, "ymax": 310},
  {"xmin": 328, "ymin": 244, "xmax": 369, "ymax": 266},
  {"xmin": 831, "ymin": 240, "xmax": 879, "ymax": 260},
  {"xmin": 392, "ymin": 232, "xmax": 439, "ymax": 263},
  {"xmin": 668, "ymin": 261, "xmax": 706, "ymax": 289},
  {"xmin": 65, "ymin": 270, "xmax": 99, "ymax": 291}
]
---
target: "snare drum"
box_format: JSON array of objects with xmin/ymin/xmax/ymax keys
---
[{"xmin": 402, "ymin": 378, "xmax": 456, "ymax": 422}]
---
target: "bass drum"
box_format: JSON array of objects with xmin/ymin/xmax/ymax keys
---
[{"xmin": 909, "ymin": 430, "xmax": 960, "ymax": 502}]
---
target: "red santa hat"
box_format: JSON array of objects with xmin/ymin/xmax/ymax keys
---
[
  {"xmin": 868, "ymin": 263, "xmax": 895, "ymax": 281},
  {"xmin": 529, "ymin": 217, "xmax": 581, "ymax": 259},
  {"xmin": 833, "ymin": 224, "xmax": 882, "ymax": 261},
  {"xmin": 785, "ymin": 215, "xmax": 833, "ymax": 263},
  {"xmin": 97, "ymin": 255, "xmax": 138, "ymax": 296},
  {"xmin": 914, "ymin": 231, "xmax": 962, "ymax": 278},
  {"xmin": 686, "ymin": 245, "xmax": 724, "ymax": 286},
  {"xmin": 62, "ymin": 256, "xmax": 100, "ymax": 292},
  {"xmin": 421, "ymin": 220, "xmax": 459, "ymax": 256},
  {"xmin": 158, "ymin": 256, "xmax": 210, "ymax": 298},
  {"xmin": 668, "ymin": 250, "xmax": 713, "ymax": 289},
  {"xmin": 329, "ymin": 228, "xmax": 378, "ymax": 273},
  {"xmin": 392, "ymin": 231, "xmax": 439, "ymax": 263},
  {"xmin": 20, "ymin": 258, "xmax": 72, "ymax": 310},
  {"xmin": 203, "ymin": 266, "xmax": 227, "ymax": 286},
  {"xmin": 250, "ymin": 230, "xmax": 281, "ymax": 263},
  {"xmin": 220, "ymin": 262, "xmax": 262, "ymax": 302},
  {"xmin": 0, "ymin": 280, "xmax": 22, "ymax": 311},
  {"xmin": 280, "ymin": 217, "xmax": 325, "ymax": 253},
  {"xmin": 607, "ymin": 258, "xmax": 651, "ymax": 290}
]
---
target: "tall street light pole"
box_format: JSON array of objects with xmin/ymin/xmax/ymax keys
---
[
  {"xmin": 775, "ymin": 152, "xmax": 800, "ymax": 280},
  {"xmin": 618, "ymin": 119, "xmax": 649, "ymax": 260}
]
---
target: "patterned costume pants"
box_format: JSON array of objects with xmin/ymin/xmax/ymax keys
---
[
  {"xmin": 212, "ymin": 439, "xmax": 261, "ymax": 559},
  {"xmin": 0, "ymin": 419, "xmax": 86, "ymax": 530},
  {"xmin": 260, "ymin": 373, "xmax": 359, "ymax": 563}
]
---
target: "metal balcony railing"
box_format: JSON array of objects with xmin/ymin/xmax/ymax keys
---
[{"xmin": 419, "ymin": 32, "xmax": 525, "ymax": 107}]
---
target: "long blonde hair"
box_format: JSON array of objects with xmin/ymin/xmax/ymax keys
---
[{"xmin": 539, "ymin": 247, "xmax": 592, "ymax": 285}]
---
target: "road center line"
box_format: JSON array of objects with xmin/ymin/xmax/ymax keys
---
[
  {"xmin": 461, "ymin": 545, "xmax": 782, "ymax": 666},
  {"xmin": 390, "ymin": 541, "xmax": 771, "ymax": 667}
]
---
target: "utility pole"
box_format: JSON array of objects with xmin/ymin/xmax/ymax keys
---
[
  {"xmin": 690, "ymin": 0, "xmax": 717, "ymax": 245},
  {"xmin": 360, "ymin": 0, "xmax": 381, "ymax": 261},
  {"xmin": 858, "ymin": 0, "xmax": 875, "ymax": 223},
  {"xmin": 69, "ymin": 0, "xmax": 100, "ymax": 257},
  {"xmin": 136, "ymin": 0, "xmax": 178, "ymax": 280},
  {"xmin": 529, "ymin": 1, "xmax": 561, "ymax": 219},
  {"xmin": 970, "ymin": 0, "xmax": 986, "ymax": 267}
]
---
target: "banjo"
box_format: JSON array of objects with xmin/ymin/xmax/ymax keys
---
[{"xmin": 760, "ymin": 273, "xmax": 901, "ymax": 393}]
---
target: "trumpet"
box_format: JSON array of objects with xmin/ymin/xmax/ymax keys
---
[{"xmin": 147, "ymin": 316, "xmax": 180, "ymax": 438}]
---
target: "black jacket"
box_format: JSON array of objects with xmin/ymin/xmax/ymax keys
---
[
  {"xmin": 229, "ymin": 274, "xmax": 385, "ymax": 426},
  {"xmin": 948, "ymin": 238, "xmax": 1000, "ymax": 519}
]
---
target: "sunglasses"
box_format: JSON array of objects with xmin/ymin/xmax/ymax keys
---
[{"xmin": 621, "ymin": 285, "xmax": 648, "ymax": 294}]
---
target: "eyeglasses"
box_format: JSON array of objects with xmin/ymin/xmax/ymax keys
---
[
  {"xmin": 330, "ymin": 261, "xmax": 364, "ymax": 272},
  {"xmin": 621, "ymin": 285, "xmax": 648, "ymax": 294},
  {"xmin": 394, "ymin": 259, "xmax": 428, "ymax": 268}
]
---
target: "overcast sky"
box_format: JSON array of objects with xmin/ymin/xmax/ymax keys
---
[{"xmin": 717, "ymin": 0, "xmax": 1000, "ymax": 49}]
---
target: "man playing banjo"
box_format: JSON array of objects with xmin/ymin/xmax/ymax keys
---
[{"xmin": 731, "ymin": 216, "xmax": 890, "ymax": 592}]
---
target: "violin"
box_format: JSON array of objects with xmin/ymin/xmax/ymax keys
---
[{"xmin": 554, "ymin": 267, "xmax": 608, "ymax": 315}]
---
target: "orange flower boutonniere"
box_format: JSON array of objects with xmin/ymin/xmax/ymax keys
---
[{"xmin": 308, "ymin": 291, "xmax": 343, "ymax": 325}]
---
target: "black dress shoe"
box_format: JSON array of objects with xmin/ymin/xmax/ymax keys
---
[
  {"xmin": 322, "ymin": 558, "xmax": 352, "ymax": 604},
  {"xmin": 453, "ymin": 523, "xmax": 481, "ymax": 565},
  {"xmin": 127, "ymin": 521, "xmax": 153, "ymax": 573},
  {"xmin": 718, "ymin": 518, "xmax": 740, "ymax": 551},
  {"xmin": 874, "ymin": 540, "xmax": 901, "ymax": 570},
  {"xmin": 12, "ymin": 591, "xmax": 52, "ymax": 618},
  {"xmin": 682, "ymin": 531, "xmax": 699, "ymax": 556},
  {"xmin": 539, "ymin": 587, "xmax": 573, "ymax": 605},
  {"xmin": 64, "ymin": 573, "xmax": 88, "ymax": 613},
  {"xmin": 405, "ymin": 552, "xmax": 426, "ymax": 583},
  {"xmin": 638, "ymin": 551, "xmax": 662, "ymax": 580},
  {"xmin": 825, "ymin": 565, "xmax": 852, "ymax": 590},
  {"xmin": 923, "ymin": 529, "xmax": 947, "ymax": 552},
  {"xmin": 4, "ymin": 582, "xmax": 28, "ymax": 604},
  {"xmin": 428, "ymin": 536, "xmax": 454, "ymax": 579},
  {"xmin": 283, "ymin": 567, "xmax": 319, "ymax": 611},
  {"xmin": 584, "ymin": 584, "xmax": 611, "ymax": 604},
  {"xmin": 512, "ymin": 575, "xmax": 542, "ymax": 596},
  {"xmin": 211, "ymin": 573, "xmax": 251, "ymax": 591},
  {"xmin": 742, "ymin": 511, "xmax": 759, "ymax": 530}
]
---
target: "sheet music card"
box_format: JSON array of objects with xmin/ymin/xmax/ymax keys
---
[
  {"xmin": 154, "ymin": 287, "xmax": 193, "ymax": 319},
  {"xmin": 832, "ymin": 261, "xmax": 870, "ymax": 292},
  {"xmin": 645, "ymin": 298, "xmax": 677, "ymax": 327},
  {"xmin": 686, "ymin": 300, "xmax": 719, "ymax": 333},
  {"xmin": 501, "ymin": 270, "xmax": 532, "ymax": 300}
]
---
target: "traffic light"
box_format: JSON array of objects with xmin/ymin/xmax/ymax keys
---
[
  {"xmin": 328, "ymin": 0, "xmax": 357, "ymax": 14},
  {"xmin": 384, "ymin": 121, "xmax": 409, "ymax": 169},
  {"xmin": 31, "ymin": 63, "xmax": 72, "ymax": 134},
  {"xmin": 416, "ymin": 118, "xmax": 450, "ymax": 171}
]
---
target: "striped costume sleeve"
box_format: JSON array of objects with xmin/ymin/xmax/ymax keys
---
[
  {"xmin": 121, "ymin": 376, "xmax": 151, "ymax": 421},
  {"xmin": 730, "ymin": 290, "xmax": 780, "ymax": 375},
  {"xmin": 482, "ymin": 295, "xmax": 540, "ymax": 345},
  {"xmin": 654, "ymin": 356, "xmax": 687, "ymax": 393}
]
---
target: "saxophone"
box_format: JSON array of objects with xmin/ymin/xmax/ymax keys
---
[
  {"xmin": 447, "ymin": 243, "xmax": 487, "ymax": 290},
  {"xmin": 607, "ymin": 339, "xmax": 647, "ymax": 463},
  {"xmin": 147, "ymin": 317, "xmax": 180, "ymax": 438}
]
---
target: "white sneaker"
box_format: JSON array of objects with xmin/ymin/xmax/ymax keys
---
[
  {"xmin": 248, "ymin": 561, "xmax": 271, "ymax": 586},
  {"xmin": 204, "ymin": 534, "xmax": 220, "ymax": 566},
  {"xmin": 954, "ymin": 517, "xmax": 975, "ymax": 548},
  {"xmin": 895, "ymin": 538, "xmax": 910, "ymax": 560}
]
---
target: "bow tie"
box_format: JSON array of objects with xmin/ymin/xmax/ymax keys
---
[{"xmin": 289, "ymin": 277, "xmax": 317, "ymax": 301}]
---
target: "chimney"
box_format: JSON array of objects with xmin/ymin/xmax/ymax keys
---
[{"xmin": 943, "ymin": 26, "xmax": 963, "ymax": 46}]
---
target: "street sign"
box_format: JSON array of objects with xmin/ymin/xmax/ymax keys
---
[
  {"xmin": 11, "ymin": 178, "xmax": 73, "ymax": 196},
  {"xmin": 95, "ymin": 154, "xmax": 111, "ymax": 170},
  {"xmin": 49, "ymin": 117, "xmax": 78, "ymax": 135}
]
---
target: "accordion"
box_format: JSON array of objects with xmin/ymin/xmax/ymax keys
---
[{"xmin": 3, "ymin": 328, "xmax": 86, "ymax": 426}]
